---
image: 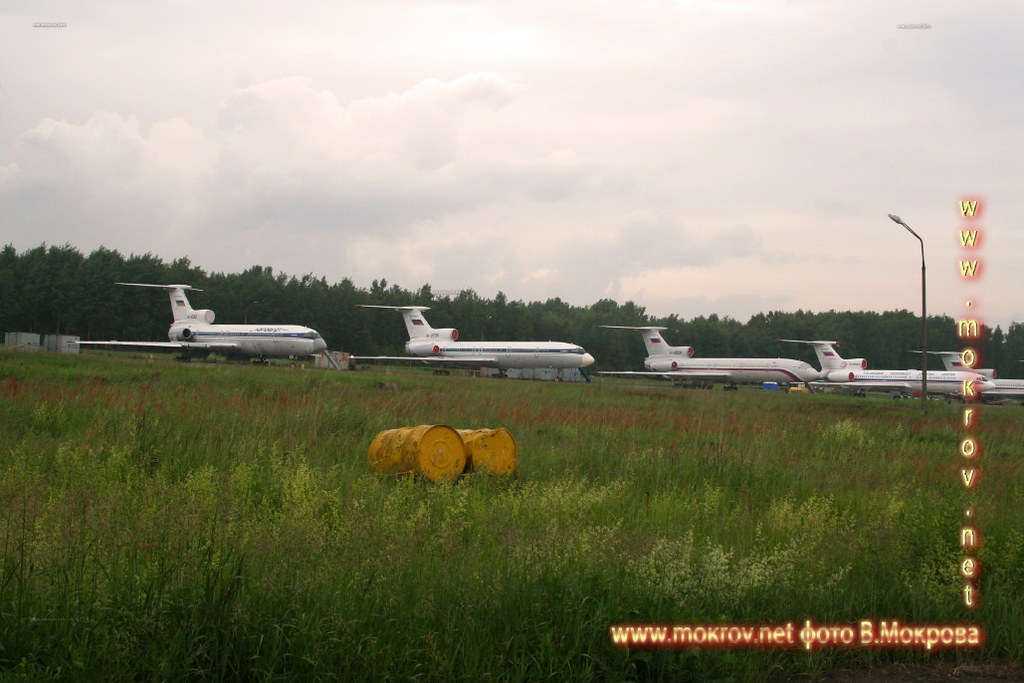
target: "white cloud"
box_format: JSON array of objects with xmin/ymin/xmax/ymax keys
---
[
  {"xmin": 1, "ymin": 0, "xmax": 1022, "ymax": 329},
  {"xmin": 1, "ymin": 111, "xmax": 216, "ymax": 250}
]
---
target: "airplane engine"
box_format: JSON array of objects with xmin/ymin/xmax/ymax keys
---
[
  {"xmin": 175, "ymin": 328, "xmax": 194, "ymax": 341},
  {"xmin": 645, "ymin": 347, "xmax": 694, "ymax": 372},
  {"xmin": 435, "ymin": 328, "xmax": 459, "ymax": 341},
  {"xmin": 827, "ymin": 369, "xmax": 857, "ymax": 382},
  {"xmin": 407, "ymin": 339, "xmax": 445, "ymax": 355},
  {"xmin": 843, "ymin": 358, "xmax": 868, "ymax": 369},
  {"xmin": 189, "ymin": 309, "xmax": 216, "ymax": 324}
]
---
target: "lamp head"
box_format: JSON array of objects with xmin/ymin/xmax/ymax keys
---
[{"xmin": 889, "ymin": 213, "xmax": 922, "ymax": 242}]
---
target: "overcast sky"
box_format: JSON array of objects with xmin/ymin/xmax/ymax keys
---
[{"xmin": 3, "ymin": 1, "xmax": 1022, "ymax": 331}]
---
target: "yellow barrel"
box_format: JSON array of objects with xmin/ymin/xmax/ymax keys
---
[
  {"xmin": 368, "ymin": 428, "xmax": 403, "ymax": 474},
  {"xmin": 368, "ymin": 425, "xmax": 467, "ymax": 482},
  {"xmin": 457, "ymin": 427, "xmax": 518, "ymax": 476}
]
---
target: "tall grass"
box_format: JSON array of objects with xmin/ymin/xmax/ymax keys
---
[{"xmin": 1, "ymin": 351, "xmax": 1021, "ymax": 680}]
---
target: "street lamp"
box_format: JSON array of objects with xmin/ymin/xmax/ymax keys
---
[{"xmin": 889, "ymin": 213, "xmax": 927, "ymax": 413}]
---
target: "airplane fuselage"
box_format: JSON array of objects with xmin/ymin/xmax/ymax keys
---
[
  {"xmin": 169, "ymin": 322, "xmax": 326, "ymax": 359},
  {"xmin": 644, "ymin": 357, "xmax": 821, "ymax": 383},
  {"xmin": 822, "ymin": 369, "xmax": 994, "ymax": 396},
  {"xmin": 407, "ymin": 340, "xmax": 594, "ymax": 370},
  {"xmin": 984, "ymin": 378, "xmax": 1024, "ymax": 399},
  {"xmin": 991, "ymin": 378, "xmax": 1024, "ymax": 390}
]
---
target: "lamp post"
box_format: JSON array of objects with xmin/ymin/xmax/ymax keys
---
[{"xmin": 889, "ymin": 213, "xmax": 927, "ymax": 413}]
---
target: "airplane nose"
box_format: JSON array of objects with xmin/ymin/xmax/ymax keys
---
[
  {"xmin": 314, "ymin": 337, "xmax": 327, "ymax": 352},
  {"xmin": 581, "ymin": 353, "xmax": 595, "ymax": 367}
]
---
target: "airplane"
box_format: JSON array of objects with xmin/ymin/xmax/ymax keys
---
[
  {"xmin": 354, "ymin": 305, "xmax": 595, "ymax": 373},
  {"xmin": 779, "ymin": 340, "xmax": 995, "ymax": 397},
  {"xmin": 912, "ymin": 350, "xmax": 1024, "ymax": 399},
  {"xmin": 596, "ymin": 325, "xmax": 822, "ymax": 387},
  {"xmin": 78, "ymin": 283, "xmax": 328, "ymax": 363}
]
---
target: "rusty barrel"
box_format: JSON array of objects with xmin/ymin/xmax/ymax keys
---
[
  {"xmin": 368, "ymin": 425, "xmax": 467, "ymax": 482},
  {"xmin": 457, "ymin": 427, "xmax": 517, "ymax": 476}
]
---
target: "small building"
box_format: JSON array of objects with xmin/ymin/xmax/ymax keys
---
[
  {"xmin": 314, "ymin": 350, "xmax": 354, "ymax": 370},
  {"xmin": 44, "ymin": 334, "xmax": 81, "ymax": 354},
  {"xmin": 481, "ymin": 367, "xmax": 586, "ymax": 382},
  {"xmin": 4, "ymin": 332, "xmax": 41, "ymax": 352}
]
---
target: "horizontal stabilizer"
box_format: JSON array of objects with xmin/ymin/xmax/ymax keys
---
[
  {"xmin": 599, "ymin": 325, "xmax": 668, "ymax": 331},
  {"xmin": 776, "ymin": 338, "xmax": 840, "ymax": 345},
  {"xmin": 116, "ymin": 282, "xmax": 203, "ymax": 292},
  {"xmin": 355, "ymin": 304, "xmax": 429, "ymax": 312}
]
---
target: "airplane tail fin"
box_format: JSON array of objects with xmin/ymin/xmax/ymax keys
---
[
  {"xmin": 777, "ymin": 339, "xmax": 861, "ymax": 371},
  {"xmin": 357, "ymin": 305, "xmax": 458, "ymax": 341},
  {"xmin": 600, "ymin": 325, "xmax": 692, "ymax": 358},
  {"xmin": 116, "ymin": 282, "xmax": 203, "ymax": 322},
  {"xmin": 400, "ymin": 307, "xmax": 434, "ymax": 339},
  {"xmin": 638, "ymin": 327, "xmax": 672, "ymax": 357}
]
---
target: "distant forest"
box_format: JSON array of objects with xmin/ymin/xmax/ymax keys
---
[{"xmin": 3, "ymin": 243, "xmax": 1022, "ymax": 376}]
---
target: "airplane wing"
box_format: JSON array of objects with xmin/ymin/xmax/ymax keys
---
[
  {"xmin": 354, "ymin": 355, "xmax": 501, "ymax": 368},
  {"xmin": 78, "ymin": 340, "xmax": 241, "ymax": 353},
  {"xmin": 597, "ymin": 370, "xmax": 734, "ymax": 379},
  {"xmin": 811, "ymin": 380, "xmax": 915, "ymax": 392},
  {"xmin": 981, "ymin": 387, "xmax": 1024, "ymax": 397},
  {"xmin": 656, "ymin": 370, "xmax": 734, "ymax": 380}
]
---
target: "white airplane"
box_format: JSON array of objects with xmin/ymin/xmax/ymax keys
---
[
  {"xmin": 354, "ymin": 305, "xmax": 595, "ymax": 372},
  {"xmin": 779, "ymin": 340, "xmax": 995, "ymax": 397},
  {"xmin": 79, "ymin": 283, "xmax": 327, "ymax": 363},
  {"xmin": 913, "ymin": 350, "xmax": 1024, "ymax": 399},
  {"xmin": 596, "ymin": 326, "xmax": 822, "ymax": 385}
]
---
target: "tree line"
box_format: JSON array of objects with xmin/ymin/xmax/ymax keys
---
[{"xmin": 3, "ymin": 243, "xmax": 1022, "ymax": 376}]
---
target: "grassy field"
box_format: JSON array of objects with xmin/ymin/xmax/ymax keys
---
[{"xmin": 1, "ymin": 351, "xmax": 1022, "ymax": 681}]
